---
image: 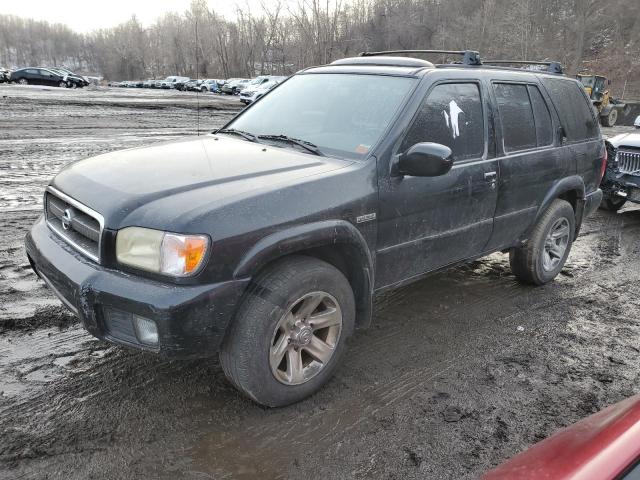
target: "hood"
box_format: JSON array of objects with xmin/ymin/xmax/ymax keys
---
[
  {"xmin": 608, "ymin": 132, "xmax": 640, "ymax": 149},
  {"xmin": 52, "ymin": 135, "xmax": 352, "ymax": 230}
]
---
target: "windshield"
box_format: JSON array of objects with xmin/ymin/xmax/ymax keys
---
[
  {"xmin": 579, "ymin": 75, "xmax": 595, "ymax": 88},
  {"xmin": 226, "ymin": 73, "xmax": 416, "ymax": 159}
]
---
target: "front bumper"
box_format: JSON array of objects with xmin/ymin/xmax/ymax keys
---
[{"xmin": 25, "ymin": 216, "xmax": 249, "ymax": 358}]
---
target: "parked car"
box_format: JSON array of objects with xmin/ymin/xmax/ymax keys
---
[
  {"xmin": 47, "ymin": 68, "xmax": 87, "ymax": 88},
  {"xmin": 26, "ymin": 51, "xmax": 604, "ymax": 407},
  {"xmin": 182, "ymin": 79, "xmax": 201, "ymax": 91},
  {"xmin": 10, "ymin": 67, "xmax": 69, "ymax": 87},
  {"xmin": 199, "ymin": 79, "xmax": 220, "ymax": 93},
  {"xmin": 0, "ymin": 68, "xmax": 9, "ymax": 83},
  {"xmin": 160, "ymin": 76, "xmax": 190, "ymax": 89},
  {"xmin": 174, "ymin": 78, "xmax": 191, "ymax": 91},
  {"xmin": 600, "ymin": 131, "xmax": 640, "ymax": 211},
  {"xmin": 54, "ymin": 67, "xmax": 90, "ymax": 87},
  {"xmin": 221, "ymin": 78, "xmax": 250, "ymax": 95},
  {"xmin": 238, "ymin": 75, "xmax": 275, "ymax": 94},
  {"xmin": 239, "ymin": 79, "xmax": 282, "ymax": 104},
  {"xmin": 483, "ymin": 393, "xmax": 640, "ymax": 479}
]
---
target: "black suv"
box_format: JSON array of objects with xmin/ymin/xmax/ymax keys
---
[{"xmin": 26, "ymin": 51, "xmax": 604, "ymax": 407}]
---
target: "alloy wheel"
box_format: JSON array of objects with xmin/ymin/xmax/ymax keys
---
[
  {"xmin": 270, "ymin": 291, "xmax": 342, "ymax": 385},
  {"xmin": 543, "ymin": 217, "xmax": 570, "ymax": 271}
]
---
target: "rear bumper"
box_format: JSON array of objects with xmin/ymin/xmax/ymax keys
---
[
  {"xmin": 584, "ymin": 188, "xmax": 603, "ymax": 218},
  {"xmin": 26, "ymin": 216, "xmax": 249, "ymax": 358}
]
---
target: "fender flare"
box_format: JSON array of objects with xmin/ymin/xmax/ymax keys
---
[
  {"xmin": 532, "ymin": 175, "xmax": 586, "ymax": 238},
  {"xmin": 234, "ymin": 220, "xmax": 375, "ymax": 328}
]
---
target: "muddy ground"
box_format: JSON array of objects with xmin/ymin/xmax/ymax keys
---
[{"xmin": 1, "ymin": 84, "xmax": 639, "ymax": 480}]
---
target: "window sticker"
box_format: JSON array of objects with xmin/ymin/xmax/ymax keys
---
[{"xmin": 442, "ymin": 100, "xmax": 463, "ymax": 139}]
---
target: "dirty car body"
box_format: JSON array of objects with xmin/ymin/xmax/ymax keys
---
[{"xmin": 26, "ymin": 54, "xmax": 605, "ymax": 405}]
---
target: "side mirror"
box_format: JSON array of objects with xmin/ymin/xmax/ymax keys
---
[{"xmin": 397, "ymin": 142, "xmax": 453, "ymax": 177}]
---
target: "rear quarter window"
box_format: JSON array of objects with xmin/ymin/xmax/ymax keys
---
[{"xmin": 541, "ymin": 77, "xmax": 599, "ymax": 141}]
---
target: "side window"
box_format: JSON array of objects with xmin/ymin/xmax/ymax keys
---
[
  {"xmin": 400, "ymin": 83, "xmax": 484, "ymax": 161},
  {"xmin": 25, "ymin": 69, "xmax": 37, "ymax": 74},
  {"xmin": 528, "ymin": 85, "xmax": 553, "ymax": 147},
  {"xmin": 541, "ymin": 77, "xmax": 598, "ymax": 141},
  {"xmin": 494, "ymin": 83, "xmax": 536, "ymax": 152}
]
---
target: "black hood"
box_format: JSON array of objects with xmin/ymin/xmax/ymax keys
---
[{"xmin": 52, "ymin": 135, "xmax": 352, "ymax": 230}]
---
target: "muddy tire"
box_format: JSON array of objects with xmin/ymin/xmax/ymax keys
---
[
  {"xmin": 601, "ymin": 109, "xmax": 618, "ymax": 127},
  {"xmin": 510, "ymin": 199, "xmax": 575, "ymax": 285},
  {"xmin": 601, "ymin": 196, "xmax": 627, "ymax": 212},
  {"xmin": 220, "ymin": 255, "xmax": 355, "ymax": 407}
]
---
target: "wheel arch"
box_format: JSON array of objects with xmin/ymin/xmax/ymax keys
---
[
  {"xmin": 533, "ymin": 176, "xmax": 586, "ymax": 239},
  {"xmin": 234, "ymin": 220, "xmax": 374, "ymax": 329}
]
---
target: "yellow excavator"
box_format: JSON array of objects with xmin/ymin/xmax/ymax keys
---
[{"xmin": 576, "ymin": 74, "xmax": 627, "ymax": 127}]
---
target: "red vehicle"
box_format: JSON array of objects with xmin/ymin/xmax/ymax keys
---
[{"xmin": 483, "ymin": 394, "xmax": 640, "ymax": 480}]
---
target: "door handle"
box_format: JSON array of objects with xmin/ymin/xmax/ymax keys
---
[{"xmin": 484, "ymin": 171, "xmax": 497, "ymax": 180}]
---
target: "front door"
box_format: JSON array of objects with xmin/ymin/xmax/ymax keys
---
[{"xmin": 376, "ymin": 81, "xmax": 498, "ymax": 289}]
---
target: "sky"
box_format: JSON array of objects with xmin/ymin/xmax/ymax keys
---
[{"xmin": 0, "ymin": 0, "xmax": 284, "ymax": 32}]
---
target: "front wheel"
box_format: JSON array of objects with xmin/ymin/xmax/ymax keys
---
[
  {"xmin": 510, "ymin": 199, "xmax": 575, "ymax": 285},
  {"xmin": 58, "ymin": 81, "xmax": 67, "ymax": 88},
  {"xmin": 220, "ymin": 255, "xmax": 355, "ymax": 407}
]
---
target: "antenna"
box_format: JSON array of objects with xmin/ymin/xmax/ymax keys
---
[{"xmin": 195, "ymin": 18, "xmax": 200, "ymax": 136}]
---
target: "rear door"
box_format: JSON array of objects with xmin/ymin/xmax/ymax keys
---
[
  {"xmin": 38, "ymin": 69, "xmax": 56, "ymax": 86},
  {"xmin": 485, "ymin": 79, "xmax": 568, "ymax": 250},
  {"xmin": 376, "ymin": 80, "xmax": 498, "ymax": 288}
]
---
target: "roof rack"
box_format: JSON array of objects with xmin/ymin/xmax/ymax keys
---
[
  {"xmin": 483, "ymin": 60, "xmax": 563, "ymax": 74},
  {"xmin": 359, "ymin": 50, "xmax": 482, "ymax": 66}
]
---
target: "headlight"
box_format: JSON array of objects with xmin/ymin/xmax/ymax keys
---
[{"xmin": 116, "ymin": 227, "xmax": 209, "ymax": 277}]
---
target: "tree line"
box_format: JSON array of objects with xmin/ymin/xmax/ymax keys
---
[{"xmin": 0, "ymin": 0, "xmax": 638, "ymax": 97}]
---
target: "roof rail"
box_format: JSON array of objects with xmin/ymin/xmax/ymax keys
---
[
  {"xmin": 359, "ymin": 50, "xmax": 482, "ymax": 66},
  {"xmin": 483, "ymin": 60, "xmax": 563, "ymax": 74}
]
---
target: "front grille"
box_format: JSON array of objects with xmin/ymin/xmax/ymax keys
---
[
  {"xmin": 45, "ymin": 188, "xmax": 103, "ymax": 262},
  {"xmin": 616, "ymin": 148, "xmax": 640, "ymax": 175}
]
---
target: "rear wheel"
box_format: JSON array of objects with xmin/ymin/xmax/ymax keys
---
[
  {"xmin": 601, "ymin": 109, "xmax": 618, "ymax": 127},
  {"xmin": 220, "ymin": 255, "xmax": 355, "ymax": 407},
  {"xmin": 510, "ymin": 199, "xmax": 575, "ymax": 285},
  {"xmin": 18, "ymin": 78, "xmax": 28, "ymax": 85},
  {"xmin": 601, "ymin": 196, "xmax": 627, "ymax": 212}
]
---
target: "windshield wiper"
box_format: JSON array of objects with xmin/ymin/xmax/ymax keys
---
[
  {"xmin": 215, "ymin": 128, "xmax": 259, "ymax": 143},
  {"xmin": 257, "ymin": 134, "xmax": 325, "ymax": 156}
]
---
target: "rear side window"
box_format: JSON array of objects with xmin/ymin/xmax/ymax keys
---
[
  {"xmin": 541, "ymin": 78, "xmax": 598, "ymax": 141},
  {"xmin": 528, "ymin": 85, "xmax": 553, "ymax": 147},
  {"xmin": 494, "ymin": 83, "xmax": 537, "ymax": 152},
  {"xmin": 400, "ymin": 82, "xmax": 484, "ymax": 161}
]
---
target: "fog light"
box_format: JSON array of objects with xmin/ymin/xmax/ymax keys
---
[{"xmin": 133, "ymin": 315, "xmax": 159, "ymax": 346}]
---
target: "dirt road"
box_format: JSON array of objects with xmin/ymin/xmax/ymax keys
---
[{"xmin": 1, "ymin": 85, "xmax": 639, "ymax": 480}]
